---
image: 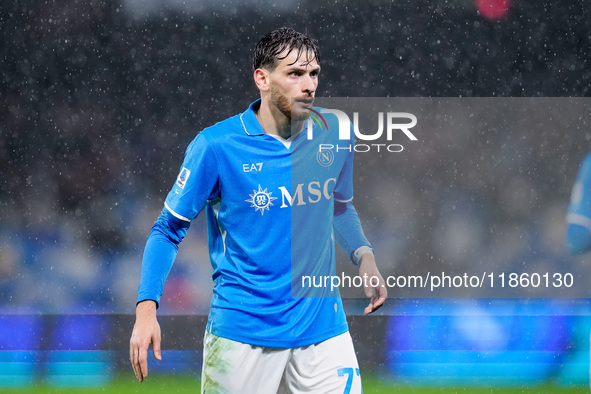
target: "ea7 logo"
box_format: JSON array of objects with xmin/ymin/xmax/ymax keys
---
[{"xmin": 307, "ymin": 110, "xmax": 417, "ymax": 141}]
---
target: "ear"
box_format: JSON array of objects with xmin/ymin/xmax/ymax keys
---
[{"xmin": 254, "ymin": 68, "xmax": 270, "ymax": 92}]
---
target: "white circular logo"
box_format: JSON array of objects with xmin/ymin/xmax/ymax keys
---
[
  {"xmin": 245, "ymin": 185, "xmax": 277, "ymax": 215},
  {"xmin": 316, "ymin": 149, "xmax": 334, "ymax": 167}
]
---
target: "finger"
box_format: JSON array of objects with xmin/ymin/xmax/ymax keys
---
[
  {"xmin": 371, "ymin": 296, "xmax": 386, "ymax": 311},
  {"xmin": 372, "ymin": 285, "xmax": 380, "ymax": 298},
  {"xmin": 365, "ymin": 281, "xmax": 379, "ymax": 298},
  {"xmin": 364, "ymin": 282, "xmax": 388, "ymax": 298},
  {"xmin": 139, "ymin": 347, "xmax": 148, "ymax": 380},
  {"xmin": 153, "ymin": 337, "xmax": 162, "ymax": 361},
  {"xmin": 363, "ymin": 289, "xmax": 377, "ymax": 312},
  {"xmin": 364, "ymin": 302, "xmax": 374, "ymax": 315},
  {"xmin": 364, "ymin": 295, "xmax": 376, "ymax": 315},
  {"xmin": 374, "ymin": 284, "xmax": 388, "ymax": 300},
  {"xmin": 131, "ymin": 343, "xmax": 142, "ymax": 382},
  {"xmin": 129, "ymin": 342, "xmax": 135, "ymax": 378},
  {"xmin": 364, "ymin": 296, "xmax": 386, "ymax": 315}
]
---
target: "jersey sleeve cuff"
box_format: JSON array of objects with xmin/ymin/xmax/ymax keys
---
[
  {"xmin": 351, "ymin": 245, "xmax": 374, "ymax": 266},
  {"xmin": 136, "ymin": 299, "xmax": 159, "ymax": 309}
]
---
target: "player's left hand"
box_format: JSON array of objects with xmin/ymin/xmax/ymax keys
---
[{"xmin": 358, "ymin": 253, "xmax": 387, "ymax": 315}]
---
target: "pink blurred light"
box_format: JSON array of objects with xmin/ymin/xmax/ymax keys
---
[{"xmin": 476, "ymin": 0, "xmax": 511, "ymax": 20}]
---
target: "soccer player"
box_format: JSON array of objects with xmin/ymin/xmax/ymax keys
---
[
  {"xmin": 566, "ymin": 152, "xmax": 591, "ymax": 255},
  {"xmin": 129, "ymin": 27, "xmax": 387, "ymax": 393}
]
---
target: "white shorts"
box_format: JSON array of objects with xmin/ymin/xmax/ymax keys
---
[{"xmin": 201, "ymin": 331, "xmax": 361, "ymax": 394}]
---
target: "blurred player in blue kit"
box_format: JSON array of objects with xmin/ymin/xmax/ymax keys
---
[
  {"xmin": 129, "ymin": 27, "xmax": 387, "ymax": 393},
  {"xmin": 566, "ymin": 152, "xmax": 591, "ymax": 255}
]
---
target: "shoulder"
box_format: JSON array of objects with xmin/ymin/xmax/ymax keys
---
[
  {"xmin": 185, "ymin": 100, "xmax": 259, "ymax": 150},
  {"xmin": 183, "ymin": 113, "xmax": 243, "ymax": 153},
  {"xmin": 198, "ymin": 113, "xmax": 243, "ymax": 141}
]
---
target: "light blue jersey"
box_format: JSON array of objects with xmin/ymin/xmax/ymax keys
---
[
  {"xmin": 566, "ymin": 152, "xmax": 591, "ymax": 255},
  {"xmin": 138, "ymin": 99, "xmax": 371, "ymax": 348}
]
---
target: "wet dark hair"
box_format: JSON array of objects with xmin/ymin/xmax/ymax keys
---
[{"xmin": 253, "ymin": 27, "xmax": 320, "ymax": 71}]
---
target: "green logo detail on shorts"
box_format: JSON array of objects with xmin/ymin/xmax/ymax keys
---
[{"xmin": 202, "ymin": 335, "xmax": 237, "ymax": 394}]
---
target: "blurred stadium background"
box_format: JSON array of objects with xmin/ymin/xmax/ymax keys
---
[{"xmin": 2, "ymin": 0, "xmax": 591, "ymax": 391}]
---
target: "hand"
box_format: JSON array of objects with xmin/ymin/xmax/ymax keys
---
[
  {"xmin": 359, "ymin": 253, "xmax": 387, "ymax": 315},
  {"xmin": 130, "ymin": 300, "xmax": 162, "ymax": 382}
]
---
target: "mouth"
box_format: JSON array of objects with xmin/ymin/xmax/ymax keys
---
[{"xmin": 294, "ymin": 97, "xmax": 315, "ymax": 109}]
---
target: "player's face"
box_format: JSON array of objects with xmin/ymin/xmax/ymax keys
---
[{"xmin": 268, "ymin": 49, "xmax": 320, "ymax": 121}]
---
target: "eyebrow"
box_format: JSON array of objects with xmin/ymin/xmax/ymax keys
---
[{"xmin": 287, "ymin": 64, "xmax": 321, "ymax": 73}]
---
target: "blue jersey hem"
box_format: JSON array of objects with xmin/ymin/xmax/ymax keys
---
[{"xmin": 210, "ymin": 323, "xmax": 350, "ymax": 348}]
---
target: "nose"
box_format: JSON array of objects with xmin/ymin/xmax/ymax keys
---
[{"xmin": 301, "ymin": 74, "xmax": 316, "ymax": 95}]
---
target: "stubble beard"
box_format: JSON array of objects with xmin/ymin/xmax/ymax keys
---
[{"xmin": 270, "ymin": 84, "xmax": 310, "ymax": 122}]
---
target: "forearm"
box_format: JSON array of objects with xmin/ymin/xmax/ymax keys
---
[
  {"xmin": 137, "ymin": 209, "xmax": 190, "ymax": 306},
  {"xmin": 136, "ymin": 232, "xmax": 178, "ymax": 306},
  {"xmin": 333, "ymin": 200, "xmax": 372, "ymax": 265}
]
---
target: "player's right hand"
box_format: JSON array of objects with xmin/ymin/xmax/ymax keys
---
[
  {"xmin": 130, "ymin": 300, "xmax": 162, "ymax": 382},
  {"xmin": 358, "ymin": 253, "xmax": 387, "ymax": 315}
]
